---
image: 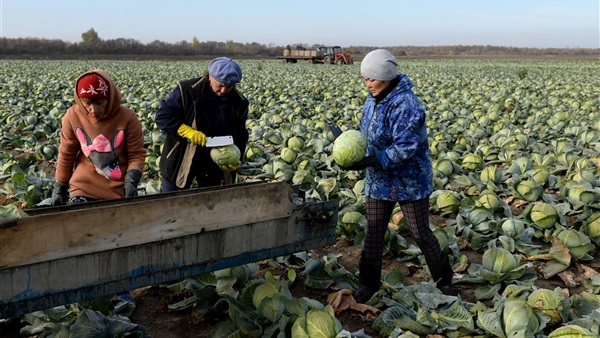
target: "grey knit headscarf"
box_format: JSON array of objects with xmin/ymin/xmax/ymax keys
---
[{"xmin": 360, "ymin": 49, "xmax": 398, "ymax": 81}]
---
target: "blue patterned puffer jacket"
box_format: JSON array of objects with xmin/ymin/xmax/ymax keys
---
[{"xmin": 359, "ymin": 74, "xmax": 433, "ymax": 202}]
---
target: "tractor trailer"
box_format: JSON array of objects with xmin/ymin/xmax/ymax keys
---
[{"xmin": 277, "ymin": 45, "xmax": 354, "ymax": 64}]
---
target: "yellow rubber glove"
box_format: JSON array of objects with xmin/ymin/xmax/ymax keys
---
[
  {"xmin": 177, "ymin": 124, "xmax": 206, "ymax": 146},
  {"xmin": 219, "ymin": 160, "xmax": 241, "ymax": 172}
]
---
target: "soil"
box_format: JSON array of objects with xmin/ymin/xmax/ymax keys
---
[
  {"xmin": 1, "ymin": 234, "xmax": 596, "ymax": 338},
  {"xmin": 1, "ymin": 152, "xmax": 598, "ymax": 337},
  {"xmin": 128, "ymin": 236, "xmax": 596, "ymax": 338}
]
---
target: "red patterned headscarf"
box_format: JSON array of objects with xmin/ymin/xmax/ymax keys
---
[{"xmin": 77, "ymin": 74, "xmax": 109, "ymax": 99}]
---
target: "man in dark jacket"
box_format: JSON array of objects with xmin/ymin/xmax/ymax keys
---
[{"xmin": 155, "ymin": 57, "xmax": 249, "ymax": 191}]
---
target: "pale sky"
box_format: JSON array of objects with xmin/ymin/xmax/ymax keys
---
[{"xmin": 1, "ymin": 0, "xmax": 598, "ymax": 49}]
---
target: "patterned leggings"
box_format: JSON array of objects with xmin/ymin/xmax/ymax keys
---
[{"xmin": 363, "ymin": 197, "xmax": 445, "ymax": 265}]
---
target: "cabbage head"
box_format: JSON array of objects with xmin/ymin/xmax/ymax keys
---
[
  {"xmin": 280, "ymin": 147, "xmax": 297, "ymax": 164},
  {"xmin": 332, "ymin": 130, "xmax": 367, "ymax": 167},
  {"xmin": 526, "ymin": 288, "xmax": 565, "ymax": 325},
  {"xmin": 245, "ymin": 145, "xmax": 264, "ymax": 161},
  {"xmin": 573, "ymin": 168, "xmax": 598, "ymax": 186},
  {"xmin": 461, "ymin": 154, "xmax": 483, "ymax": 171},
  {"xmin": 554, "ymin": 228, "xmax": 595, "ymax": 260},
  {"xmin": 482, "ymin": 246, "xmax": 520, "ymax": 274},
  {"xmin": 502, "ymin": 298, "xmax": 543, "ymax": 337},
  {"xmin": 529, "ymin": 202, "xmax": 559, "ymax": 229},
  {"xmin": 480, "ymin": 165, "xmax": 503, "ymax": 184},
  {"xmin": 291, "ymin": 305, "xmax": 341, "ymax": 338},
  {"xmin": 565, "ymin": 184, "xmax": 597, "ymax": 205},
  {"xmin": 480, "ymin": 246, "xmax": 529, "ymax": 284},
  {"xmin": 435, "ymin": 190, "xmax": 460, "ymax": 213},
  {"xmin": 339, "ymin": 211, "xmax": 367, "ymax": 238},
  {"xmin": 515, "ymin": 180, "xmax": 543, "ymax": 201},
  {"xmin": 477, "ymin": 190, "xmax": 500, "ymax": 210},
  {"xmin": 435, "ymin": 159, "xmax": 455, "ymax": 177},
  {"xmin": 548, "ymin": 325, "xmax": 597, "ymax": 337},
  {"xmin": 287, "ymin": 136, "xmax": 304, "ymax": 150},
  {"xmin": 210, "ymin": 144, "xmax": 241, "ymax": 166},
  {"xmin": 582, "ymin": 212, "xmax": 600, "ymax": 246},
  {"xmin": 501, "ymin": 218, "xmax": 527, "ymax": 237},
  {"xmin": 530, "ymin": 167, "xmax": 549, "ymax": 186}
]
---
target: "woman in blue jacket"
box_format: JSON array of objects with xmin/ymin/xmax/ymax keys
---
[{"xmin": 346, "ymin": 49, "xmax": 455, "ymax": 303}]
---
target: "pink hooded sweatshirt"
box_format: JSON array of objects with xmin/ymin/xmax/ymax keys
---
[{"xmin": 55, "ymin": 69, "xmax": 146, "ymax": 200}]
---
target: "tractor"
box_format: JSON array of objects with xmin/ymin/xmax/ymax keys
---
[{"xmin": 315, "ymin": 46, "xmax": 354, "ymax": 64}]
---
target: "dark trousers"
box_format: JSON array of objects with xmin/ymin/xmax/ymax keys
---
[{"xmin": 161, "ymin": 173, "xmax": 229, "ymax": 192}]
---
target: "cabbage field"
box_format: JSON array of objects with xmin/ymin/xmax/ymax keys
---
[{"xmin": 2, "ymin": 58, "xmax": 600, "ymax": 337}]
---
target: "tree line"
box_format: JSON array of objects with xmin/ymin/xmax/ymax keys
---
[{"xmin": 1, "ymin": 28, "xmax": 597, "ymax": 59}]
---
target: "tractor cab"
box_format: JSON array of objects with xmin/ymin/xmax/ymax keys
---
[{"xmin": 315, "ymin": 46, "xmax": 354, "ymax": 65}]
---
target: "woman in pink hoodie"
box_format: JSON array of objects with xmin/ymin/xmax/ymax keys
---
[{"xmin": 52, "ymin": 69, "xmax": 146, "ymax": 205}]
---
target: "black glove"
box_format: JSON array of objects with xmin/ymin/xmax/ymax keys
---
[
  {"xmin": 124, "ymin": 169, "xmax": 142, "ymax": 198},
  {"xmin": 343, "ymin": 156, "xmax": 377, "ymax": 171},
  {"xmin": 51, "ymin": 181, "xmax": 69, "ymax": 206},
  {"xmin": 329, "ymin": 125, "xmax": 343, "ymax": 139}
]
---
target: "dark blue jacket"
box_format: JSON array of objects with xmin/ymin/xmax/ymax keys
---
[
  {"xmin": 155, "ymin": 76, "xmax": 248, "ymax": 187},
  {"xmin": 360, "ymin": 74, "xmax": 433, "ymax": 201}
]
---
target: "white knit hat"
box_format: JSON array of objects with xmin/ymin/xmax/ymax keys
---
[{"xmin": 360, "ymin": 49, "xmax": 398, "ymax": 81}]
